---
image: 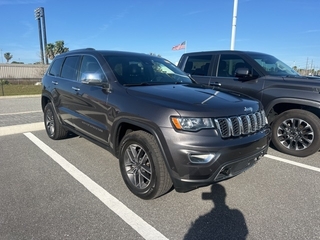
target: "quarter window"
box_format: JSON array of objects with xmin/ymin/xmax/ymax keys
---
[{"xmin": 48, "ymin": 58, "xmax": 64, "ymax": 77}]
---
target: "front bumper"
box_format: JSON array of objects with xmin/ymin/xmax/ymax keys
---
[{"xmin": 161, "ymin": 126, "xmax": 271, "ymax": 192}]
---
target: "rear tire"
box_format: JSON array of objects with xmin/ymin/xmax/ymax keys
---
[
  {"xmin": 271, "ymin": 109, "xmax": 320, "ymax": 157},
  {"xmin": 119, "ymin": 131, "xmax": 172, "ymax": 199},
  {"xmin": 44, "ymin": 102, "xmax": 68, "ymax": 140}
]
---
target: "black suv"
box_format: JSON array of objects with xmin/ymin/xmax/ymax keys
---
[
  {"xmin": 178, "ymin": 51, "xmax": 320, "ymax": 157},
  {"xmin": 41, "ymin": 48, "xmax": 270, "ymax": 199}
]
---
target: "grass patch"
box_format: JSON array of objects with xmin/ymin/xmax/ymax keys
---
[{"xmin": 0, "ymin": 84, "xmax": 42, "ymax": 96}]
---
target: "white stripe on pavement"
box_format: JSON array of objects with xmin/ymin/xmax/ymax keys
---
[
  {"xmin": 0, "ymin": 110, "xmax": 42, "ymax": 116},
  {"xmin": 23, "ymin": 132, "xmax": 168, "ymax": 240},
  {"xmin": 0, "ymin": 122, "xmax": 44, "ymax": 136},
  {"xmin": 265, "ymin": 154, "xmax": 320, "ymax": 173}
]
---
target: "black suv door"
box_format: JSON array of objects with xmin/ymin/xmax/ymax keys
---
[
  {"xmin": 212, "ymin": 53, "xmax": 264, "ymax": 101},
  {"xmin": 55, "ymin": 55, "xmax": 81, "ymax": 126},
  {"xmin": 71, "ymin": 55, "xmax": 110, "ymax": 144},
  {"xmin": 181, "ymin": 54, "xmax": 214, "ymax": 85}
]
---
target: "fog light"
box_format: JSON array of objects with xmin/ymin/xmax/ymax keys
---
[{"xmin": 189, "ymin": 153, "xmax": 217, "ymax": 164}]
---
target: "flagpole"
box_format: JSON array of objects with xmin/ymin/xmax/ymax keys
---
[{"xmin": 230, "ymin": 0, "xmax": 238, "ymax": 50}]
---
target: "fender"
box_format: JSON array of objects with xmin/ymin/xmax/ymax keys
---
[
  {"xmin": 110, "ymin": 117, "xmax": 177, "ymax": 179},
  {"xmin": 41, "ymin": 91, "xmax": 65, "ymax": 126},
  {"xmin": 265, "ymin": 97, "xmax": 320, "ymax": 116}
]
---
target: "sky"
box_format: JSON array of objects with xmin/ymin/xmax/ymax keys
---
[{"xmin": 0, "ymin": 0, "xmax": 319, "ymax": 70}]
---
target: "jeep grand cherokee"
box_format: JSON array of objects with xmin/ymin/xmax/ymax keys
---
[{"xmin": 41, "ymin": 48, "xmax": 271, "ymax": 199}]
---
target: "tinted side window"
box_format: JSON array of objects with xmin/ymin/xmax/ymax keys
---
[
  {"xmin": 61, "ymin": 56, "xmax": 81, "ymax": 80},
  {"xmin": 217, "ymin": 54, "xmax": 253, "ymax": 77},
  {"xmin": 184, "ymin": 55, "xmax": 212, "ymax": 76},
  {"xmin": 48, "ymin": 58, "xmax": 64, "ymax": 76},
  {"xmin": 79, "ymin": 55, "xmax": 106, "ymax": 81}
]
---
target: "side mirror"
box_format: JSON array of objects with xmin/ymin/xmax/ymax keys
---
[
  {"xmin": 235, "ymin": 68, "xmax": 251, "ymax": 78},
  {"xmin": 81, "ymin": 72, "xmax": 103, "ymax": 84},
  {"xmin": 81, "ymin": 72, "xmax": 109, "ymax": 89}
]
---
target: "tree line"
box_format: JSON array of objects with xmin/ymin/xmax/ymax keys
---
[{"xmin": 3, "ymin": 40, "xmax": 68, "ymax": 64}]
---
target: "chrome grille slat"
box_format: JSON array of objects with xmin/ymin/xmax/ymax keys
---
[{"xmin": 215, "ymin": 110, "xmax": 266, "ymax": 138}]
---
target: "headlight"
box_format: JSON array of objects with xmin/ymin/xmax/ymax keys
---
[{"xmin": 171, "ymin": 117, "xmax": 215, "ymax": 131}]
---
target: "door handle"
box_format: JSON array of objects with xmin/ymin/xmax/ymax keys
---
[
  {"xmin": 52, "ymin": 81, "xmax": 58, "ymax": 85},
  {"xmin": 72, "ymin": 87, "xmax": 80, "ymax": 91},
  {"xmin": 210, "ymin": 82, "xmax": 222, "ymax": 87}
]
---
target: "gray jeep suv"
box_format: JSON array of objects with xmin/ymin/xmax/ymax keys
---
[{"xmin": 41, "ymin": 48, "xmax": 271, "ymax": 199}]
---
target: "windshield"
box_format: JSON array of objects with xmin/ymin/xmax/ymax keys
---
[
  {"xmin": 246, "ymin": 52, "xmax": 300, "ymax": 77},
  {"xmin": 104, "ymin": 55, "xmax": 191, "ymax": 85}
]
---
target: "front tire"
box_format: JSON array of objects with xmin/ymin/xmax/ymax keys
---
[
  {"xmin": 44, "ymin": 102, "xmax": 68, "ymax": 140},
  {"xmin": 119, "ymin": 131, "xmax": 172, "ymax": 199},
  {"xmin": 271, "ymin": 109, "xmax": 320, "ymax": 157}
]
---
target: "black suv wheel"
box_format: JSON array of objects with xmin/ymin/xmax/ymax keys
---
[
  {"xmin": 44, "ymin": 103, "xmax": 68, "ymax": 140},
  {"xmin": 119, "ymin": 131, "xmax": 172, "ymax": 200},
  {"xmin": 272, "ymin": 109, "xmax": 320, "ymax": 157}
]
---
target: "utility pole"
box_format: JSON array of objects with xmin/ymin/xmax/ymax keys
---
[
  {"xmin": 306, "ymin": 57, "xmax": 309, "ymax": 76},
  {"xmin": 230, "ymin": 0, "xmax": 238, "ymax": 50}
]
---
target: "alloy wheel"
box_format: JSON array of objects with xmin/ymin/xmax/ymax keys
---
[
  {"xmin": 277, "ymin": 117, "xmax": 314, "ymax": 151},
  {"xmin": 45, "ymin": 108, "xmax": 55, "ymax": 136},
  {"xmin": 124, "ymin": 144, "xmax": 152, "ymax": 190}
]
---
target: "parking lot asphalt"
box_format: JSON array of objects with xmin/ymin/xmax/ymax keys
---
[{"xmin": 1, "ymin": 95, "xmax": 320, "ymax": 240}]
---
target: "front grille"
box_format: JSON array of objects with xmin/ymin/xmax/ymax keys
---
[{"xmin": 214, "ymin": 110, "xmax": 266, "ymax": 138}]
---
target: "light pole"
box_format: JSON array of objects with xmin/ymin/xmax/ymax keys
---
[
  {"xmin": 40, "ymin": 7, "xmax": 48, "ymax": 65},
  {"xmin": 34, "ymin": 7, "xmax": 48, "ymax": 64},
  {"xmin": 230, "ymin": 0, "xmax": 238, "ymax": 50},
  {"xmin": 34, "ymin": 7, "xmax": 44, "ymax": 64}
]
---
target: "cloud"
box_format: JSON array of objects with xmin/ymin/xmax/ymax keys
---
[{"xmin": 304, "ymin": 29, "xmax": 320, "ymax": 33}]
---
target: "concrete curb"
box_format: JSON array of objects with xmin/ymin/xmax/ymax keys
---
[
  {"xmin": 0, "ymin": 122, "xmax": 44, "ymax": 136},
  {"xmin": 0, "ymin": 94, "xmax": 41, "ymax": 99}
]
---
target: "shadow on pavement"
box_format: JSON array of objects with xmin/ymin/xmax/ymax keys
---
[{"xmin": 184, "ymin": 184, "xmax": 248, "ymax": 240}]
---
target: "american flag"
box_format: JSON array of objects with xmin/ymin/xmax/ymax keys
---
[{"xmin": 172, "ymin": 41, "xmax": 186, "ymax": 51}]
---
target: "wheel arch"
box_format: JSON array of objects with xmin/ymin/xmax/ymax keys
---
[
  {"xmin": 265, "ymin": 98, "xmax": 320, "ymax": 124},
  {"xmin": 112, "ymin": 119, "xmax": 166, "ymax": 156},
  {"xmin": 41, "ymin": 93, "xmax": 65, "ymax": 127},
  {"xmin": 111, "ymin": 118, "xmax": 175, "ymax": 179},
  {"xmin": 41, "ymin": 93, "xmax": 52, "ymax": 112}
]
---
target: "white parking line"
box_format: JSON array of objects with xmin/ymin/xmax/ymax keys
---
[
  {"xmin": 0, "ymin": 122, "xmax": 44, "ymax": 136},
  {"xmin": 23, "ymin": 132, "xmax": 168, "ymax": 240},
  {"xmin": 0, "ymin": 110, "xmax": 42, "ymax": 116},
  {"xmin": 265, "ymin": 154, "xmax": 320, "ymax": 173}
]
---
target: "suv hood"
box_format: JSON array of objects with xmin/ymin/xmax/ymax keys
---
[
  {"xmin": 126, "ymin": 84, "xmax": 261, "ymax": 116},
  {"xmin": 283, "ymin": 75, "xmax": 320, "ymax": 83}
]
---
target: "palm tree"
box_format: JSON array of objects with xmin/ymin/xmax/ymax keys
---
[
  {"xmin": 54, "ymin": 40, "xmax": 69, "ymax": 55},
  {"xmin": 4, "ymin": 52, "xmax": 13, "ymax": 63},
  {"xmin": 45, "ymin": 40, "xmax": 69, "ymax": 60},
  {"xmin": 45, "ymin": 43, "xmax": 55, "ymax": 60}
]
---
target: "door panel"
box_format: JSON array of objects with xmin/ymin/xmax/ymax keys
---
[
  {"xmin": 55, "ymin": 56, "xmax": 81, "ymax": 127},
  {"xmin": 71, "ymin": 56, "xmax": 110, "ymax": 144},
  {"xmin": 211, "ymin": 54, "xmax": 264, "ymax": 101}
]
